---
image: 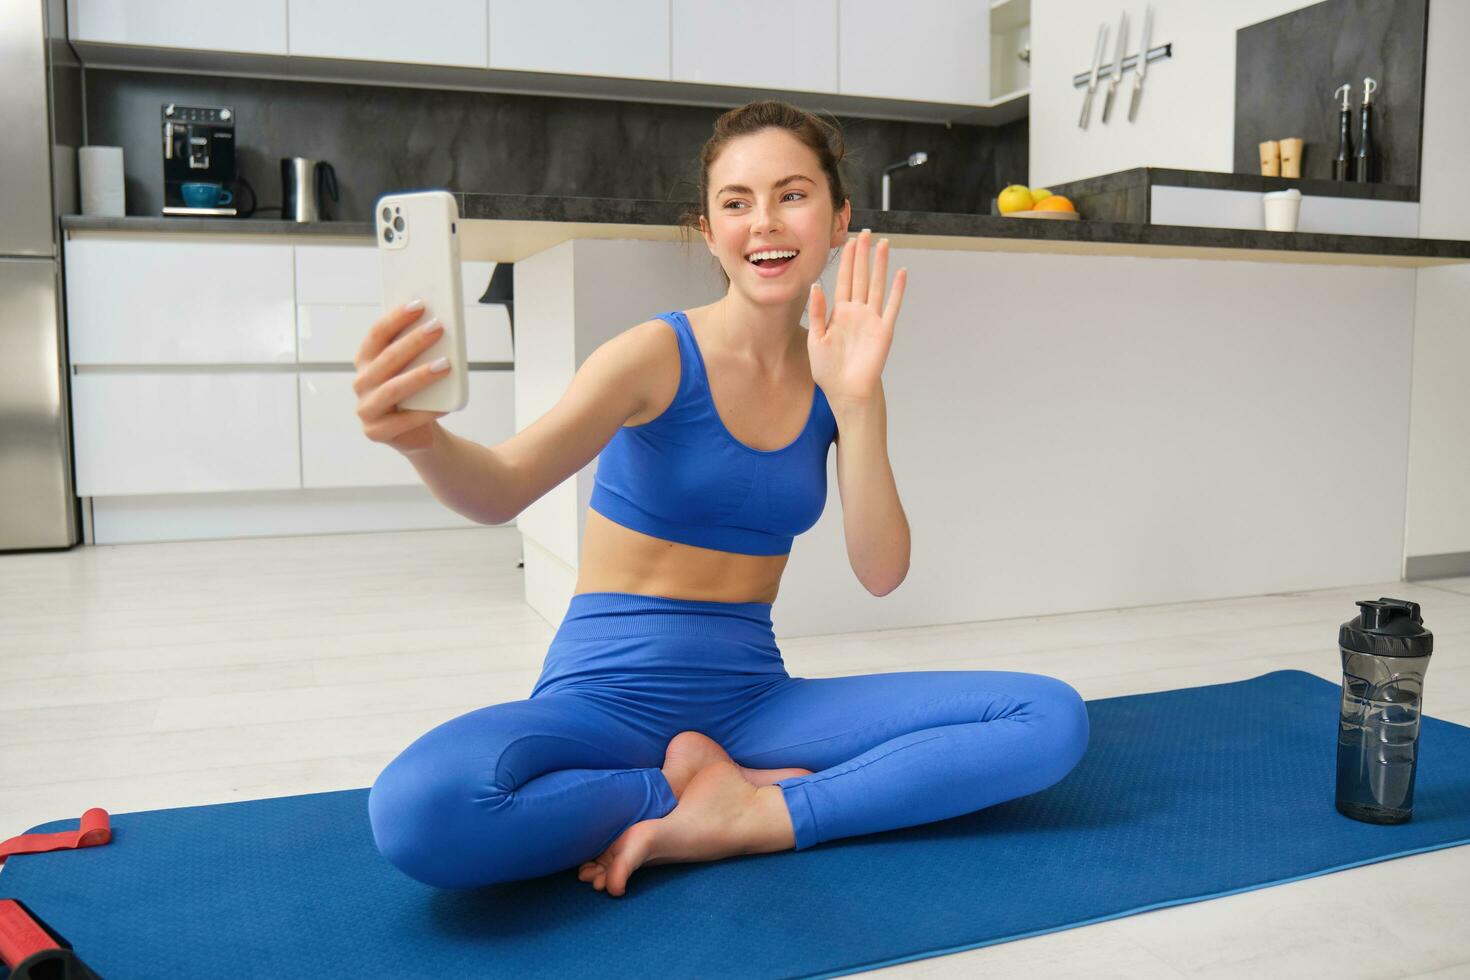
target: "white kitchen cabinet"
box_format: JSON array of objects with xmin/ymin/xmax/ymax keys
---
[
  {"xmin": 299, "ymin": 370, "xmax": 516, "ymax": 490},
  {"xmin": 296, "ymin": 244, "xmax": 496, "ymax": 306},
  {"xmin": 64, "ymin": 238, "xmax": 295, "ymax": 365},
  {"xmin": 71, "ymin": 373, "xmax": 300, "ymax": 496},
  {"xmin": 488, "ymin": 0, "xmax": 669, "ymax": 81},
  {"xmin": 671, "ymin": 1, "xmax": 837, "ymax": 93},
  {"xmin": 287, "ymin": 0, "xmax": 488, "ymax": 68},
  {"xmin": 294, "ymin": 246, "xmax": 513, "ymax": 364},
  {"xmin": 293, "ymin": 242, "xmax": 379, "ymax": 305},
  {"xmin": 297, "ymin": 304, "xmax": 512, "ymax": 364},
  {"xmin": 68, "ymin": 0, "xmax": 289, "ymax": 55},
  {"xmin": 838, "ymin": 0, "xmax": 989, "ymax": 105},
  {"xmin": 989, "ymin": 0, "xmax": 1029, "ymax": 98}
]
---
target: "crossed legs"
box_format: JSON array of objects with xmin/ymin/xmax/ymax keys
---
[{"xmin": 369, "ymin": 667, "xmax": 1089, "ymax": 893}]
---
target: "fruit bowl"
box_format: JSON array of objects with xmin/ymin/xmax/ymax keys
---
[{"xmin": 1002, "ymin": 210, "xmax": 1081, "ymax": 221}]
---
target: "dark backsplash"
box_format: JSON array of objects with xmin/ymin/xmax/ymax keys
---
[
  {"xmin": 84, "ymin": 69, "xmax": 1027, "ymax": 221},
  {"xmin": 1233, "ymin": 0, "xmax": 1427, "ymax": 188}
]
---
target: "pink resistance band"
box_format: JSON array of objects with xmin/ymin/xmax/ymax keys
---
[{"xmin": 0, "ymin": 809, "xmax": 111, "ymax": 866}]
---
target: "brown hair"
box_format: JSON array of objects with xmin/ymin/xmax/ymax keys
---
[{"xmin": 678, "ymin": 100, "xmax": 852, "ymax": 283}]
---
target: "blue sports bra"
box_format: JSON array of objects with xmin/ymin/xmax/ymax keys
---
[{"xmin": 588, "ymin": 310, "xmax": 838, "ymax": 556}]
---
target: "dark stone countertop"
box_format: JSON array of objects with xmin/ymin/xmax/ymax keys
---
[
  {"xmin": 63, "ymin": 194, "xmax": 1470, "ymax": 265},
  {"xmin": 62, "ymin": 215, "xmax": 374, "ymax": 237},
  {"xmin": 453, "ymin": 192, "xmax": 1470, "ymax": 263}
]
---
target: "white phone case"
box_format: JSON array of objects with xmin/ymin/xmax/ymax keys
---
[{"xmin": 375, "ymin": 190, "xmax": 469, "ymax": 413}]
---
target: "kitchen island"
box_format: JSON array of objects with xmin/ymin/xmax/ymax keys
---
[
  {"xmin": 437, "ymin": 195, "xmax": 1470, "ymax": 636},
  {"xmin": 64, "ymin": 207, "xmax": 1468, "ymax": 637}
]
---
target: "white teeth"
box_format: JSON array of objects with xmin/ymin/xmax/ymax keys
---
[{"xmin": 748, "ymin": 249, "xmax": 798, "ymax": 262}]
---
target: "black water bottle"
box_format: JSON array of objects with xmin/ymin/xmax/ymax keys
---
[
  {"xmin": 1335, "ymin": 598, "xmax": 1433, "ymax": 824},
  {"xmin": 1354, "ymin": 77, "xmax": 1378, "ymax": 183},
  {"xmin": 1332, "ymin": 83, "xmax": 1353, "ymax": 181}
]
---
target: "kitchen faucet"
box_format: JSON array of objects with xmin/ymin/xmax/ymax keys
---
[{"xmin": 881, "ymin": 152, "xmax": 928, "ymax": 211}]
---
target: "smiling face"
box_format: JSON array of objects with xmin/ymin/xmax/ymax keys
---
[{"xmin": 699, "ymin": 127, "xmax": 851, "ymax": 303}]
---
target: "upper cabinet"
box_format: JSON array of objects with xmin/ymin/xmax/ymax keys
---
[
  {"xmin": 66, "ymin": 0, "xmax": 1018, "ymax": 120},
  {"xmin": 68, "ymin": 0, "xmax": 289, "ymax": 55},
  {"xmin": 671, "ymin": 1, "xmax": 837, "ymax": 94},
  {"xmin": 288, "ymin": 0, "xmax": 488, "ymax": 68},
  {"xmin": 488, "ymin": 0, "xmax": 668, "ymax": 81},
  {"xmin": 988, "ymin": 0, "xmax": 1030, "ymax": 100},
  {"xmin": 838, "ymin": 0, "xmax": 988, "ymax": 105}
]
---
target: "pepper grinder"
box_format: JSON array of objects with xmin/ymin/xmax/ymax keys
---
[
  {"xmin": 1354, "ymin": 77, "xmax": 1378, "ymax": 183},
  {"xmin": 1332, "ymin": 83, "xmax": 1353, "ymax": 180}
]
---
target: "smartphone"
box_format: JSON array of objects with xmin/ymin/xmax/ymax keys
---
[{"xmin": 375, "ymin": 190, "xmax": 469, "ymax": 413}]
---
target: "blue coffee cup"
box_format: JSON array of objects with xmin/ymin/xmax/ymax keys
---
[{"xmin": 181, "ymin": 182, "xmax": 234, "ymax": 208}]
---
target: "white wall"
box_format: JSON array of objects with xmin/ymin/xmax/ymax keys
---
[
  {"xmin": 1029, "ymin": 0, "xmax": 1315, "ymax": 187},
  {"xmin": 1031, "ymin": 0, "xmax": 1470, "ymax": 570},
  {"xmin": 1405, "ymin": 0, "xmax": 1470, "ymax": 562}
]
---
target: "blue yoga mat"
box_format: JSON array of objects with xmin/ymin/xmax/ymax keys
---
[{"xmin": 4, "ymin": 669, "xmax": 1469, "ymax": 979}]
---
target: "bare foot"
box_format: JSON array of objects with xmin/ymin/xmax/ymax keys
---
[
  {"xmin": 577, "ymin": 760, "xmax": 796, "ymax": 897},
  {"xmin": 659, "ymin": 730, "xmax": 813, "ymax": 800}
]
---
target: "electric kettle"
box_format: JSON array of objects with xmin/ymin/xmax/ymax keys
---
[{"xmin": 281, "ymin": 157, "xmax": 339, "ymax": 222}]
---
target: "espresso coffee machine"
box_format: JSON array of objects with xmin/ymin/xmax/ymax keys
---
[{"xmin": 161, "ymin": 103, "xmax": 237, "ymax": 216}]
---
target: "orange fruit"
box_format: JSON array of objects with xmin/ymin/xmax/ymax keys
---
[{"xmin": 1033, "ymin": 195, "xmax": 1076, "ymax": 213}]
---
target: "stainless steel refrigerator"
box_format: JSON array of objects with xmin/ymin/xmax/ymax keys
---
[{"xmin": 0, "ymin": 0, "xmax": 82, "ymax": 552}]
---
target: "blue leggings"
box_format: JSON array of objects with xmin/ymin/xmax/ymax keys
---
[{"xmin": 368, "ymin": 592, "xmax": 1090, "ymax": 889}]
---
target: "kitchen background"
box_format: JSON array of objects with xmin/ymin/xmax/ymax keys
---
[
  {"xmin": 86, "ymin": 70, "xmax": 1028, "ymax": 219},
  {"xmin": 4, "ymin": 0, "xmax": 1468, "ymax": 588}
]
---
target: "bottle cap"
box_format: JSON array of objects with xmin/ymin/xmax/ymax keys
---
[{"xmin": 1339, "ymin": 597, "xmax": 1433, "ymax": 658}]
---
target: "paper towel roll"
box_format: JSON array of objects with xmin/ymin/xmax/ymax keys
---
[{"xmin": 79, "ymin": 146, "xmax": 125, "ymax": 217}]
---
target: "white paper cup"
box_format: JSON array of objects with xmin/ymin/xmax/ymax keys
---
[
  {"xmin": 1263, "ymin": 188, "xmax": 1302, "ymax": 233},
  {"xmin": 79, "ymin": 145, "xmax": 126, "ymax": 217}
]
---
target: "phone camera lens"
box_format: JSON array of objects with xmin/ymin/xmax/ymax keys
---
[
  {"xmin": 392, "ymin": 216, "xmax": 405, "ymax": 232},
  {"xmin": 380, "ymin": 206, "xmax": 391, "ymax": 223},
  {"xmin": 383, "ymin": 227, "xmax": 395, "ymax": 243}
]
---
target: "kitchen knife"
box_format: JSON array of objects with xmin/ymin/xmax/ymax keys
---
[
  {"xmin": 1079, "ymin": 23, "xmax": 1109, "ymax": 129},
  {"xmin": 1102, "ymin": 10, "xmax": 1128, "ymax": 123},
  {"xmin": 1129, "ymin": 5, "xmax": 1154, "ymax": 122}
]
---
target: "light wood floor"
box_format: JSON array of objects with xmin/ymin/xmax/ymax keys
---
[{"xmin": 3, "ymin": 527, "xmax": 1468, "ymax": 979}]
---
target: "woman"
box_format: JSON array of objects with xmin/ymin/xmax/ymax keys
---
[{"xmin": 355, "ymin": 101, "xmax": 1089, "ymax": 898}]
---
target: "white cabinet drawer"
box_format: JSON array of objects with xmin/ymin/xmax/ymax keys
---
[
  {"xmin": 72, "ymin": 373, "xmax": 300, "ymax": 496},
  {"xmin": 838, "ymin": 0, "xmax": 988, "ymax": 105},
  {"xmin": 488, "ymin": 0, "xmax": 669, "ymax": 80},
  {"xmin": 295, "ymin": 246, "xmax": 498, "ymax": 307},
  {"xmin": 671, "ymin": 1, "xmax": 836, "ymax": 93},
  {"xmin": 300, "ymin": 370, "xmax": 516, "ymax": 489},
  {"xmin": 298, "ymin": 304, "xmax": 513, "ymax": 364},
  {"xmin": 295, "ymin": 246, "xmax": 510, "ymax": 363},
  {"xmin": 293, "ymin": 243, "xmax": 379, "ymax": 305},
  {"xmin": 287, "ymin": 0, "xmax": 487, "ymax": 67},
  {"xmin": 65, "ymin": 238, "xmax": 296, "ymax": 365},
  {"xmin": 69, "ymin": 0, "xmax": 289, "ymax": 55}
]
